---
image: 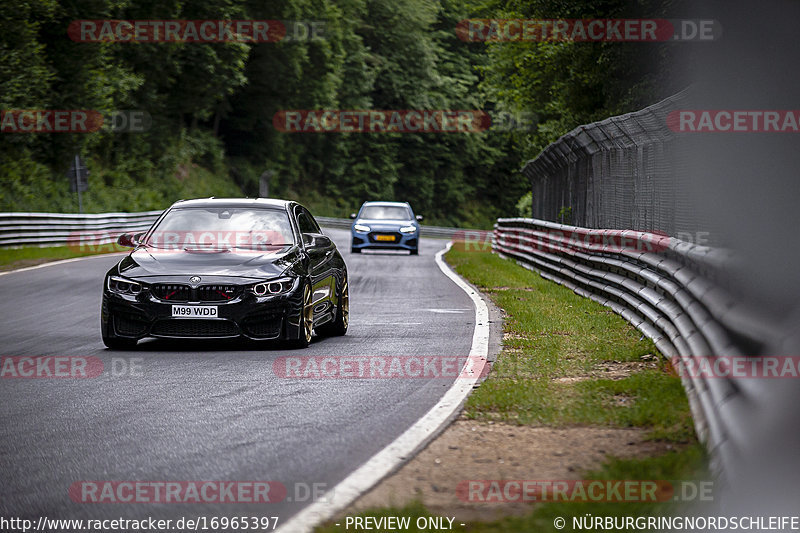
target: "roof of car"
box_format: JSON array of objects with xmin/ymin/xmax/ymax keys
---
[
  {"xmin": 361, "ymin": 201, "xmax": 410, "ymax": 207},
  {"xmin": 171, "ymin": 198, "xmax": 293, "ymax": 209}
]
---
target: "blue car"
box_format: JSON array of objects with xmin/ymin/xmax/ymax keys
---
[{"xmin": 350, "ymin": 201, "xmax": 423, "ymax": 255}]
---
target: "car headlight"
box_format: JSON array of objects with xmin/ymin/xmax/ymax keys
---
[
  {"xmin": 251, "ymin": 277, "xmax": 296, "ymax": 296},
  {"xmin": 353, "ymin": 224, "xmax": 371, "ymax": 232},
  {"xmin": 400, "ymin": 225, "xmax": 417, "ymax": 234},
  {"xmin": 107, "ymin": 275, "xmax": 144, "ymax": 295}
]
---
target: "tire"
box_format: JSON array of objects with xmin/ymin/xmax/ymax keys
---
[
  {"xmin": 317, "ymin": 274, "xmax": 349, "ymax": 337},
  {"xmin": 410, "ymin": 247, "xmax": 419, "ymax": 256},
  {"xmin": 351, "ymin": 246, "xmax": 361, "ymax": 254},
  {"xmin": 287, "ymin": 282, "xmax": 314, "ymax": 348}
]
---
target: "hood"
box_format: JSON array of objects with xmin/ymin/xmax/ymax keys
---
[
  {"xmin": 355, "ymin": 218, "xmax": 416, "ymax": 230},
  {"xmin": 116, "ymin": 245, "xmax": 299, "ymax": 281}
]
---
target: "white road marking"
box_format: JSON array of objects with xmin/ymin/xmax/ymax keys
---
[
  {"xmin": 0, "ymin": 253, "xmax": 126, "ymax": 277},
  {"xmin": 279, "ymin": 241, "xmax": 489, "ymax": 532},
  {"xmin": 357, "ymin": 322, "xmax": 424, "ymax": 326}
]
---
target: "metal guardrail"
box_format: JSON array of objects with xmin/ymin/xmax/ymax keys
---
[
  {"xmin": 0, "ymin": 212, "xmax": 467, "ymax": 248},
  {"xmin": 0, "ymin": 211, "xmax": 164, "ymax": 248},
  {"xmin": 492, "ymin": 217, "xmax": 779, "ymax": 476}
]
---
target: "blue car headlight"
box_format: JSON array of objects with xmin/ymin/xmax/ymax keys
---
[
  {"xmin": 353, "ymin": 224, "xmax": 371, "ymax": 233},
  {"xmin": 399, "ymin": 225, "xmax": 417, "ymax": 234}
]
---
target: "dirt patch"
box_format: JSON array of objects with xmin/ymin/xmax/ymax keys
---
[
  {"xmin": 344, "ymin": 421, "xmax": 676, "ymax": 522},
  {"xmin": 591, "ymin": 359, "xmax": 659, "ymax": 379},
  {"xmin": 552, "ymin": 376, "xmax": 590, "ymax": 383},
  {"xmin": 552, "ymin": 359, "xmax": 660, "ymax": 383}
]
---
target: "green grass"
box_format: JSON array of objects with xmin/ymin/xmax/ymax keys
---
[
  {"xmin": 448, "ymin": 249, "xmax": 691, "ymax": 441},
  {"xmin": 314, "ymin": 249, "xmax": 707, "ymax": 533},
  {"xmin": 0, "ymin": 244, "xmax": 123, "ymax": 271}
]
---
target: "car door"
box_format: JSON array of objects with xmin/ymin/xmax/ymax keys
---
[{"xmin": 295, "ymin": 206, "xmax": 337, "ymax": 315}]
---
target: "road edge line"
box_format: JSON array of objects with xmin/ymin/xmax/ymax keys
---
[
  {"xmin": 0, "ymin": 252, "xmax": 126, "ymax": 277},
  {"xmin": 278, "ymin": 241, "xmax": 490, "ymax": 533}
]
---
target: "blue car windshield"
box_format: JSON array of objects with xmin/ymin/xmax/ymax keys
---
[{"xmin": 360, "ymin": 206, "xmax": 411, "ymax": 220}]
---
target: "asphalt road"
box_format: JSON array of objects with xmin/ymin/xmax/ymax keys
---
[{"xmin": 0, "ymin": 229, "xmax": 475, "ymax": 526}]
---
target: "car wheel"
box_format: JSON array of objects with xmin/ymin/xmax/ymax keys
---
[
  {"xmin": 317, "ymin": 274, "xmax": 349, "ymax": 337},
  {"xmin": 410, "ymin": 247, "xmax": 419, "ymax": 255},
  {"xmin": 288, "ymin": 282, "xmax": 314, "ymax": 348},
  {"xmin": 351, "ymin": 246, "xmax": 361, "ymax": 254}
]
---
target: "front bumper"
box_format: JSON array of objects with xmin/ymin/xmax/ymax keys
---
[
  {"xmin": 351, "ymin": 229, "xmax": 418, "ymax": 250},
  {"xmin": 101, "ymin": 279, "xmax": 305, "ymax": 341}
]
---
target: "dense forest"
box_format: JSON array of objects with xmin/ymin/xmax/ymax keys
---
[{"xmin": 1, "ymin": 0, "xmax": 682, "ymax": 227}]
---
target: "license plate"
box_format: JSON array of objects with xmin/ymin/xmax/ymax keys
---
[
  {"xmin": 375, "ymin": 235, "xmax": 395, "ymax": 242},
  {"xmin": 171, "ymin": 305, "xmax": 218, "ymax": 318}
]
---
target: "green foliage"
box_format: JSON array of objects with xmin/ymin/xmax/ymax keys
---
[
  {"xmin": 558, "ymin": 205, "xmax": 572, "ymax": 224},
  {"xmin": 468, "ymin": 0, "xmax": 685, "ymax": 158},
  {"xmin": 516, "ymin": 190, "xmax": 531, "ymax": 217},
  {"xmin": 1, "ymin": 0, "xmax": 677, "ymax": 225}
]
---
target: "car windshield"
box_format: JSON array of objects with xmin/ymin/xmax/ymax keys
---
[
  {"xmin": 145, "ymin": 207, "xmax": 294, "ymax": 249},
  {"xmin": 360, "ymin": 205, "xmax": 411, "ymax": 220}
]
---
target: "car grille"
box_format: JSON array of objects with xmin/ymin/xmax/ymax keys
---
[
  {"xmin": 114, "ymin": 314, "xmax": 149, "ymax": 336},
  {"xmin": 197, "ymin": 285, "xmax": 241, "ymax": 301},
  {"xmin": 242, "ymin": 313, "xmax": 283, "ymax": 339},
  {"xmin": 151, "ymin": 319, "xmax": 239, "ymax": 337},
  {"xmin": 152, "ymin": 284, "xmax": 241, "ymax": 302},
  {"xmin": 368, "ymin": 232, "xmax": 402, "ymax": 243},
  {"xmin": 152, "ymin": 284, "xmax": 191, "ymax": 301}
]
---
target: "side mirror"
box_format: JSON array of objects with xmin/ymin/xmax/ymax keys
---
[
  {"xmin": 117, "ymin": 232, "xmax": 143, "ymax": 248},
  {"xmin": 303, "ymin": 233, "xmax": 332, "ymax": 249},
  {"xmin": 349, "ymin": 213, "xmax": 357, "ymax": 219},
  {"xmin": 416, "ymin": 215, "xmax": 423, "ymax": 221}
]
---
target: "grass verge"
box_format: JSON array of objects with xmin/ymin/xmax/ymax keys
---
[
  {"xmin": 446, "ymin": 249, "xmax": 693, "ymax": 442},
  {"xmin": 316, "ymin": 249, "xmax": 708, "ymax": 532},
  {"xmin": 0, "ymin": 244, "xmax": 123, "ymax": 271}
]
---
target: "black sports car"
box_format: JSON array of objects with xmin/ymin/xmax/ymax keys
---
[{"xmin": 101, "ymin": 198, "xmax": 349, "ymax": 349}]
